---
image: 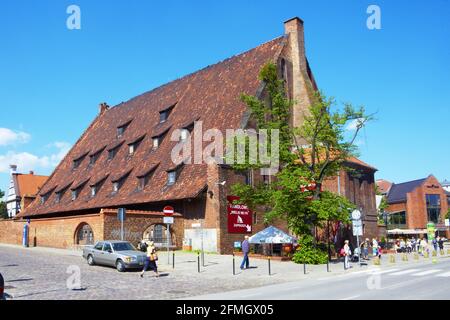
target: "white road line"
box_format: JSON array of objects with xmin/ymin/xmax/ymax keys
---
[
  {"xmin": 436, "ymin": 271, "xmax": 450, "ymax": 277},
  {"xmin": 369, "ymin": 268, "xmax": 400, "ymax": 275},
  {"xmin": 411, "ymin": 269, "xmax": 442, "ymax": 276},
  {"xmin": 389, "ymin": 269, "xmax": 420, "ymax": 276}
]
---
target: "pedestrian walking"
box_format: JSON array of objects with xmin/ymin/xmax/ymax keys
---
[
  {"xmin": 372, "ymin": 238, "xmax": 379, "ymax": 257},
  {"xmin": 432, "ymin": 237, "xmax": 438, "ymax": 252},
  {"xmin": 140, "ymin": 241, "xmax": 159, "ymax": 278},
  {"xmin": 438, "ymin": 236, "xmax": 445, "ymax": 254},
  {"xmin": 406, "ymin": 239, "xmax": 412, "ymax": 254},
  {"xmin": 240, "ymin": 236, "xmax": 250, "ymax": 270},
  {"xmin": 343, "ymin": 240, "xmax": 352, "ymax": 270},
  {"xmin": 411, "ymin": 238, "xmax": 417, "ymax": 252},
  {"xmin": 362, "ymin": 238, "xmax": 369, "ymax": 260}
]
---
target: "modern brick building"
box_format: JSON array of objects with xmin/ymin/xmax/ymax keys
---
[
  {"xmin": 386, "ymin": 175, "xmax": 449, "ymax": 238},
  {"xmin": 0, "ymin": 18, "xmax": 378, "ymax": 253}
]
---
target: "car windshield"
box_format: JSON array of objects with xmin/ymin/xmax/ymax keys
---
[{"xmin": 112, "ymin": 242, "xmax": 136, "ymax": 251}]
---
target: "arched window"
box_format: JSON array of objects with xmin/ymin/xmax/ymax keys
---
[
  {"xmin": 75, "ymin": 223, "xmax": 94, "ymax": 245},
  {"xmin": 143, "ymin": 224, "xmax": 176, "ymax": 248}
]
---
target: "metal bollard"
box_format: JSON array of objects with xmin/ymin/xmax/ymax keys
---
[
  {"xmin": 233, "ymin": 253, "xmax": 236, "ymax": 276},
  {"xmin": 327, "ymin": 260, "xmax": 330, "ymax": 273},
  {"xmin": 304, "ymin": 263, "xmax": 307, "ymax": 274},
  {"xmin": 268, "ymin": 258, "xmax": 271, "ymax": 276},
  {"xmin": 197, "ymin": 253, "xmax": 200, "ymax": 273},
  {"xmin": 173, "ymin": 252, "xmax": 175, "ymax": 269}
]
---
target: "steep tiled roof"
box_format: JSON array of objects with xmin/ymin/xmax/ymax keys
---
[
  {"xmin": 14, "ymin": 173, "xmax": 48, "ymax": 197},
  {"xmin": 387, "ymin": 178, "xmax": 427, "ymax": 204},
  {"xmin": 345, "ymin": 157, "xmax": 377, "ymax": 172},
  {"xmin": 19, "ymin": 36, "xmax": 286, "ymax": 218},
  {"xmin": 376, "ymin": 179, "xmax": 392, "ymax": 195}
]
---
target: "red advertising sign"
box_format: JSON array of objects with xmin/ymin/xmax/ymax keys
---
[{"xmin": 227, "ymin": 196, "xmax": 252, "ymax": 234}]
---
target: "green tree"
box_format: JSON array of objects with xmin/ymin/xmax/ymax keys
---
[
  {"xmin": 0, "ymin": 189, "xmax": 8, "ymax": 220},
  {"xmin": 230, "ymin": 63, "xmax": 372, "ymax": 262},
  {"xmin": 446, "ymin": 208, "xmax": 450, "ymax": 220}
]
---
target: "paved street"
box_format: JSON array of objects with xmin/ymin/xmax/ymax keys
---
[
  {"xmin": 1, "ymin": 243, "xmax": 450, "ymax": 300},
  {"xmin": 191, "ymin": 258, "xmax": 450, "ymax": 300}
]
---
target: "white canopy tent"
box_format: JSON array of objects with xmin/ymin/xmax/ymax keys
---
[{"xmin": 249, "ymin": 226, "xmax": 297, "ymax": 244}]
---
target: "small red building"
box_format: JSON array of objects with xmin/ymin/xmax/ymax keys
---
[{"xmin": 386, "ymin": 175, "xmax": 449, "ymax": 238}]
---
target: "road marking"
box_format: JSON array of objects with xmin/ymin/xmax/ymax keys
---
[
  {"xmin": 340, "ymin": 295, "xmax": 360, "ymax": 300},
  {"xmin": 411, "ymin": 269, "xmax": 442, "ymax": 276},
  {"xmin": 389, "ymin": 269, "xmax": 420, "ymax": 276},
  {"xmin": 242, "ymin": 293, "xmax": 261, "ymax": 298},
  {"xmin": 369, "ymin": 268, "xmax": 400, "ymax": 275},
  {"xmin": 436, "ymin": 271, "xmax": 450, "ymax": 277}
]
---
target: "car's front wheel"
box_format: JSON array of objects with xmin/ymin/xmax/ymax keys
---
[
  {"xmin": 87, "ymin": 255, "xmax": 95, "ymax": 266},
  {"xmin": 116, "ymin": 259, "xmax": 126, "ymax": 272}
]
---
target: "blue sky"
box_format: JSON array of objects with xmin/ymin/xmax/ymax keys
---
[{"xmin": 0, "ymin": 0, "xmax": 449, "ymax": 194}]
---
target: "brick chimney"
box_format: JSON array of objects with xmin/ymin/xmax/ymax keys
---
[
  {"xmin": 99, "ymin": 102, "xmax": 110, "ymax": 115},
  {"xmin": 284, "ymin": 17, "xmax": 314, "ymax": 133}
]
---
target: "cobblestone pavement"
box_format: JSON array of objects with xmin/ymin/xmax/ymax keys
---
[{"xmin": 1, "ymin": 244, "xmax": 448, "ymax": 300}]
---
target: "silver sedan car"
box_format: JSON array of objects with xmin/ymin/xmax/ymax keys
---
[{"xmin": 82, "ymin": 240, "xmax": 147, "ymax": 272}]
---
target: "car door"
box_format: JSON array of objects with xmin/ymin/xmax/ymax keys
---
[
  {"xmin": 102, "ymin": 242, "xmax": 116, "ymax": 267},
  {"xmin": 92, "ymin": 242, "xmax": 105, "ymax": 264}
]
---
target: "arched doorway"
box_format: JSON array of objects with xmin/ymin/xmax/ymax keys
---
[
  {"xmin": 75, "ymin": 223, "xmax": 94, "ymax": 245},
  {"xmin": 143, "ymin": 224, "xmax": 176, "ymax": 248}
]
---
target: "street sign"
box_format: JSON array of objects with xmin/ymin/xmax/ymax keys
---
[
  {"xmin": 227, "ymin": 196, "xmax": 252, "ymax": 234},
  {"xmin": 163, "ymin": 217, "xmax": 174, "ymax": 224},
  {"xmin": 445, "ymin": 219, "xmax": 450, "ymax": 227},
  {"xmin": 352, "ymin": 219, "xmax": 363, "ymax": 236},
  {"xmin": 117, "ymin": 208, "xmax": 126, "ymax": 222},
  {"xmin": 163, "ymin": 206, "xmax": 175, "ymax": 216}
]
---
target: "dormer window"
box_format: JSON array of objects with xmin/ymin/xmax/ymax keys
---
[
  {"xmin": 111, "ymin": 170, "xmax": 132, "ymax": 194},
  {"xmin": 55, "ymin": 183, "xmax": 73, "ymax": 204},
  {"xmin": 152, "ymin": 127, "xmax": 170, "ymax": 151},
  {"xmin": 117, "ymin": 120, "xmax": 132, "ymax": 138},
  {"xmin": 137, "ymin": 164, "xmax": 159, "ymax": 191},
  {"xmin": 107, "ymin": 141, "xmax": 124, "ymax": 161},
  {"xmin": 167, "ymin": 170, "xmax": 177, "ymax": 186},
  {"xmin": 89, "ymin": 175, "xmax": 108, "ymax": 198},
  {"xmin": 70, "ymin": 179, "xmax": 89, "ymax": 201},
  {"xmin": 71, "ymin": 189, "xmax": 78, "ymax": 201},
  {"xmin": 180, "ymin": 129, "xmax": 189, "ymax": 141},
  {"xmin": 91, "ymin": 186, "xmax": 97, "ymax": 197},
  {"xmin": 153, "ymin": 137, "xmax": 160, "ymax": 150},
  {"xmin": 159, "ymin": 105, "xmax": 175, "ymax": 123},
  {"xmin": 55, "ymin": 192, "xmax": 62, "ymax": 203},
  {"xmin": 41, "ymin": 194, "xmax": 48, "ymax": 205},
  {"xmin": 73, "ymin": 153, "xmax": 88, "ymax": 170},
  {"xmin": 128, "ymin": 135, "xmax": 146, "ymax": 156},
  {"xmin": 89, "ymin": 147, "xmax": 105, "ymax": 166},
  {"xmin": 167, "ymin": 163, "xmax": 184, "ymax": 186}
]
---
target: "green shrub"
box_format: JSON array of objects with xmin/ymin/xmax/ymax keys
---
[{"xmin": 292, "ymin": 235, "xmax": 328, "ymax": 265}]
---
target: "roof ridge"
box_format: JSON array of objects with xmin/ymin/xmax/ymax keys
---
[{"xmin": 110, "ymin": 36, "xmax": 286, "ymax": 110}]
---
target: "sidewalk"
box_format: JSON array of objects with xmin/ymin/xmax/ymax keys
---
[{"xmin": 2, "ymin": 243, "xmax": 449, "ymax": 283}]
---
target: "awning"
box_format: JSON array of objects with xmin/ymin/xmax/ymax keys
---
[
  {"xmin": 249, "ymin": 226, "xmax": 297, "ymax": 244},
  {"xmin": 387, "ymin": 229, "xmax": 427, "ymax": 235}
]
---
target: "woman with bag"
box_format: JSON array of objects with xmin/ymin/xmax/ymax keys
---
[{"xmin": 140, "ymin": 241, "xmax": 160, "ymax": 278}]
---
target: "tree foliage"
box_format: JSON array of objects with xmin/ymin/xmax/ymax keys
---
[
  {"xmin": 231, "ymin": 62, "xmax": 372, "ymax": 241},
  {"xmin": 0, "ymin": 189, "xmax": 8, "ymax": 220}
]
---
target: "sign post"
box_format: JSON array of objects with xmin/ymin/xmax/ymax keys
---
[
  {"xmin": 117, "ymin": 208, "xmax": 126, "ymax": 241},
  {"xmin": 352, "ymin": 210, "xmax": 363, "ymax": 267},
  {"xmin": 164, "ymin": 206, "xmax": 175, "ymax": 265}
]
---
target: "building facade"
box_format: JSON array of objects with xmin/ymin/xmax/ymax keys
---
[
  {"xmin": 386, "ymin": 175, "xmax": 449, "ymax": 237},
  {"xmin": 6, "ymin": 165, "xmax": 48, "ymax": 218},
  {"xmin": 0, "ymin": 18, "xmax": 378, "ymax": 253}
]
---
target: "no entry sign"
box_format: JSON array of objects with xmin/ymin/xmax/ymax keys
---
[
  {"xmin": 227, "ymin": 196, "xmax": 252, "ymax": 234},
  {"xmin": 163, "ymin": 206, "xmax": 175, "ymax": 216}
]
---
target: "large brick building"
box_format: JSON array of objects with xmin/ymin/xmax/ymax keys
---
[
  {"xmin": 386, "ymin": 175, "xmax": 449, "ymax": 238},
  {"xmin": 0, "ymin": 18, "xmax": 378, "ymax": 253}
]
